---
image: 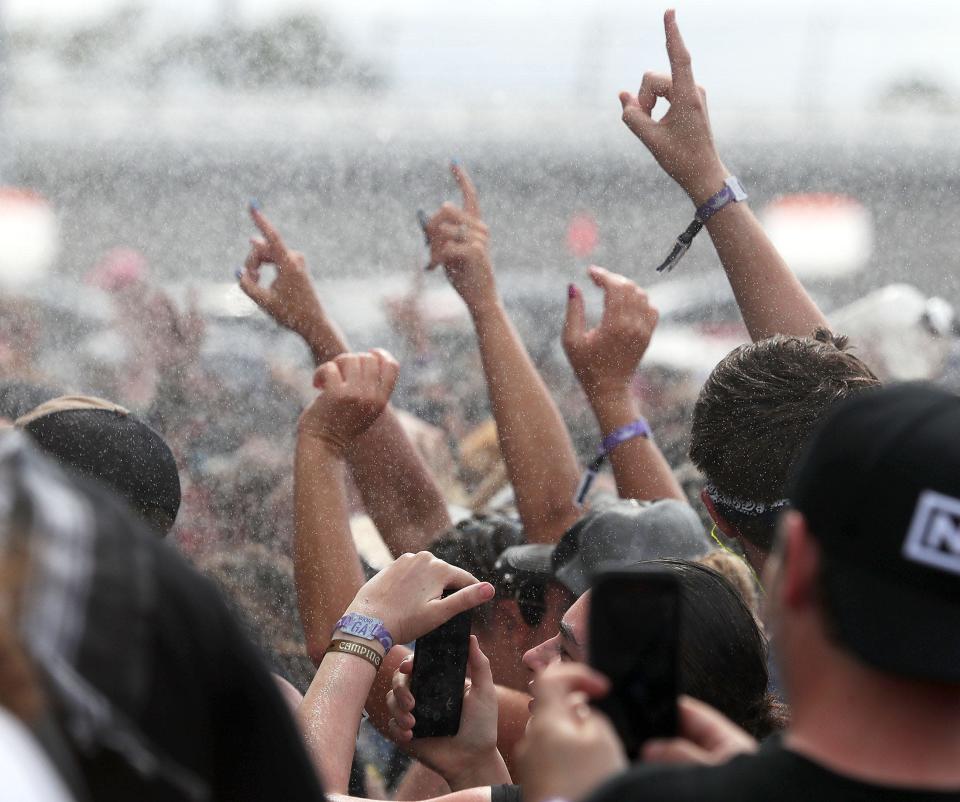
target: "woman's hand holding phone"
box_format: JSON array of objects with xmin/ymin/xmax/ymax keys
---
[{"xmin": 386, "ymin": 635, "xmax": 511, "ymax": 789}]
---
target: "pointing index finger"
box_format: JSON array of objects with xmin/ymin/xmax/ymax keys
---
[
  {"xmin": 250, "ymin": 206, "xmax": 292, "ymax": 268},
  {"xmin": 451, "ymin": 162, "xmax": 481, "ymax": 218},
  {"xmin": 664, "ymin": 9, "xmax": 696, "ymax": 96}
]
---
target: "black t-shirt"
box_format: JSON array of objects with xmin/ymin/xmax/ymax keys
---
[{"xmin": 587, "ymin": 739, "xmax": 960, "ymax": 802}]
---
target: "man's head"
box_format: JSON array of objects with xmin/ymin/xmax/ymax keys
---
[
  {"xmin": 494, "ymin": 499, "xmax": 711, "ymax": 692},
  {"xmin": 16, "ymin": 396, "xmax": 181, "ymax": 534},
  {"xmin": 691, "ymin": 328, "xmax": 879, "ymax": 566},
  {"xmin": 429, "ymin": 513, "xmax": 567, "ymax": 691},
  {"xmin": 769, "ymin": 383, "xmax": 960, "ymax": 699}
]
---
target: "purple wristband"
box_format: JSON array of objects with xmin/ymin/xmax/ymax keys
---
[
  {"xmin": 695, "ymin": 176, "xmax": 748, "ymax": 223},
  {"xmin": 333, "ymin": 613, "xmax": 394, "ymax": 652},
  {"xmin": 600, "ymin": 418, "xmax": 652, "ymax": 456}
]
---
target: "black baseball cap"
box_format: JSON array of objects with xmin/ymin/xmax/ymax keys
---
[
  {"xmin": 16, "ymin": 396, "xmax": 181, "ymax": 534},
  {"xmin": 495, "ymin": 499, "xmax": 712, "ymax": 598},
  {"xmin": 789, "ymin": 382, "xmax": 960, "ymax": 682}
]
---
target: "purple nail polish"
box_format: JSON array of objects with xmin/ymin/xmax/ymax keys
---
[
  {"xmin": 249, "ymin": 198, "xmax": 262, "ymax": 212},
  {"xmin": 235, "ymin": 268, "xmax": 243, "ymax": 281},
  {"xmin": 568, "ymin": 283, "xmax": 577, "ymax": 299}
]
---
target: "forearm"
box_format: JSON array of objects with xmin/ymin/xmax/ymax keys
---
[
  {"xmin": 297, "ymin": 649, "xmax": 379, "ymax": 793},
  {"xmin": 589, "ymin": 390, "xmax": 684, "ymax": 502},
  {"xmin": 346, "ymin": 411, "xmax": 453, "ymax": 555},
  {"xmin": 394, "ymin": 761, "xmax": 452, "ymax": 801},
  {"xmin": 294, "ymin": 435, "xmax": 366, "ymax": 664},
  {"xmin": 470, "ymin": 298, "xmax": 581, "ymax": 543},
  {"xmin": 689, "ymin": 179, "xmax": 829, "ymax": 342},
  {"xmin": 304, "ymin": 320, "xmax": 452, "ymax": 553}
]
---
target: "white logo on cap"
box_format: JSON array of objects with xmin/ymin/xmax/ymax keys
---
[{"xmin": 903, "ymin": 490, "xmax": 960, "ymax": 575}]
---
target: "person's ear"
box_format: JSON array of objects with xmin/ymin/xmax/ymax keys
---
[
  {"xmin": 780, "ymin": 510, "xmax": 820, "ymax": 610},
  {"xmin": 701, "ymin": 488, "xmax": 739, "ymax": 540}
]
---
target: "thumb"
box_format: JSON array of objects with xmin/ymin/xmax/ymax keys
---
[
  {"xmin": 642, "ymin": 737, "xmax": 711, "ymax": 766},
  {"xmin": 619, "ymin": 92, "xmax": 657, "ymax": 143},
  {"xmin": 436, "ymin": 582, "xmax": 495, "ymax": 623},
  {"xmin": 312, "ymin": 361, "xmax": 343, "ymax": 391},
  {"xmin": 238, "ymin": 271, "xmax": 269, "ymax": 308},
  {"xmin": 563, "ymin": 284, "xmax": 587, "ymax": 349},
  {"xmin": 465, "ymin": 635, "xmax": 493, "ymax": 691}
]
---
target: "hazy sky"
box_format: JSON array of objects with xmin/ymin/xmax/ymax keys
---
[{"xmin": 5, "ymin": 0, "xmax": 959, "ymax": 110}]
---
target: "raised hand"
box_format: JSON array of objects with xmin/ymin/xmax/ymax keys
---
[
  {"xmin": 516, "ymin": 662, "xmax": 627, "ymax": 802},
  {"xmin": 619, "ymin": 10, "xmax": 727, "ymax": 206},
  {"xmin": 343, "ymin": 552, "xmax": 495, "ymax": 648},
  {"xmin": 424, "ymin": 164, "xmax": 497, "ymax": 314},
  {"xmin": 386, "ymin": 635, "xmax": 509, "ymax": 789},
  {"xmin": 563, "ymin": 265, "xmax": 659, "ymax": 403},
  {"xmin": 298, "ymin": 349, "xmax": 400, "ymax": 453},
  {"xmin": 239, "ymin": 204, "xmax": 326, "ymax": 337}
]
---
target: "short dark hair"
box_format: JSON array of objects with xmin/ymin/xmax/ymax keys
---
[{"xmin": 690, "ymin": 329, "xmax": 879, "ymax": 550}]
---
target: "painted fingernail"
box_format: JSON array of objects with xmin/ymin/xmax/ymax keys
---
[
  {"xmin": 234, "ymin": 268, "xmax": 243, "ymax": 281},
  {"xmin": 450, "ymin": 158, "xmax": 460, "ymax": 167},
  {"xmin": 568, "ymin": 283, "xmax": 578, "ymax": 299},
  {"xmin": 249, "ymin": 198, "xmax": 262, "ymax": 211}
]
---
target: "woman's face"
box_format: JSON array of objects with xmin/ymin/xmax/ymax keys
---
[{"xmin": 521, "ymin": 591, "xmax": 590, "ymax": 674}]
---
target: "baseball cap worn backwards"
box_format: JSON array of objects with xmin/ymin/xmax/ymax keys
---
[
  {"xmin": 788, "ymin": 382, "xmax": 960, "ymax": 682},
  {"xmin": 16, "ymin": 396, "xmax": 181, "ymax": 534},
  {"xmin": 495, "ymin": 499, "xmax": 712, "ymax": 598}
]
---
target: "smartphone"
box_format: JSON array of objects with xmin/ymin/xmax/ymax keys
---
[
  {"xmin": 409, "ymin": 593, "xmax": 473, "ymax": 738},
  {"xmin": 589, "ymin": 568, "xmax": 680, "ymax": 756}
]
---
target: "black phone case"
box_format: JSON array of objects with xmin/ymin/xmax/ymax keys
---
[
  {"xmin": 589, "ymin": 569, "xmax": 679, "ymax": 756},
  {"xmin": 409, "ymin": 602, "xmax": 473, "ymax": 738}
]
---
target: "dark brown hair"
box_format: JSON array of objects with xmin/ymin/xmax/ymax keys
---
[{"xmin": 690, "ymin": 329, "xmax": 879, "ymax": 550}]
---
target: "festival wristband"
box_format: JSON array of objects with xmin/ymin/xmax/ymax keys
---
[
  {"xmin": 600, "ymin": 418, "xmax": 652, "ymax": 455},
  {"xmin": 333, "ymin": 612, "xmax": 394, "ymax": 652},
  {"xmin": 574, "ymin": 418, "xmax": 653, "ymax": 506},
  {"xmin": 325, "ymin": 639, "xmax": 383, "ymax": 670},
  {"xmin": 656, "ymin": 176, "xmax": 748, "ymax": 273}
]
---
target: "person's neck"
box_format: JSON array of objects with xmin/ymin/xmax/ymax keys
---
[{"xmin": 784, "ymin": 650, "xmax": 960, "ymax": 789}]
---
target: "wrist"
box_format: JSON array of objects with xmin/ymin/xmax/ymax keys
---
[
  {"xmin": 300, "ymin": 316, "xmax": 343, "ymax": 361},
  {"xmin": 446, "ymin": 747, "xmax": 509, "ymax": 790},
  {"xmin": 465, "ymin": 290, "xmax": 503, "ymax": 322},
  {"xmin": 588, "ymin": 387, "xmax": 640, "ymax": 428},
  {"xmin": 296, "ymin": 427, "xmax": 348, "ymax": 460},
  {"xmin": 330, "ymin": 631, "xmax": 387, "ymax": 658},
  {"xmin": 685, "ymin": 162, "xmax": 731, "ymax": 207}
]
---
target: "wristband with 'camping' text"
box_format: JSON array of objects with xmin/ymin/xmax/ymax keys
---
[{"xmin": 325, "ymin": 638, "xmax": 383, "ymax": 670}]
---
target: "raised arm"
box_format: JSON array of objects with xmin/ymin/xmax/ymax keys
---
[
  {"xmin": 619, "ymin": 10, "xmax": 829, "ymax": 342},
  {"xmin": 240, "ymin": 206, "xmax": 452, "ymax": 555},
  {"xmin": 563, "ymin": 265, "xmax": 685, "ymax": 502},
  {"xmin": 293, "ymin": 349, "xmax": 402, "ymax": 664},
  {"xmin": 425, "ymin": 166, "xmax": 581, "ymax": 542}
]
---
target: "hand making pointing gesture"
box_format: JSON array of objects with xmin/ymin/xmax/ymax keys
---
[{"xmin": 619, "ymin": 9, "xmax": 728, "ymax": 206}]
